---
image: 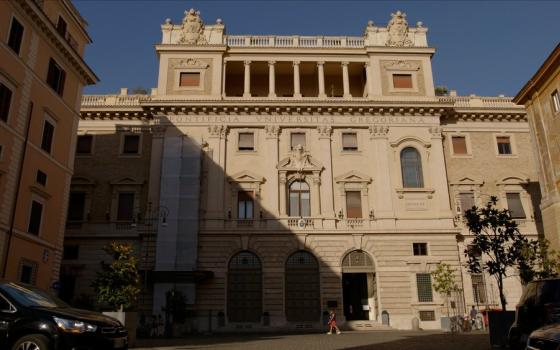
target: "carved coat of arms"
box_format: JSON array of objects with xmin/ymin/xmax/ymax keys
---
[
  {"xmin": 179, "ymin": 8, "xmax": 207, "ymax": 45},
  {"xmin": 386, "ymin": 11, "xmax": 413, "ymax": 47}
]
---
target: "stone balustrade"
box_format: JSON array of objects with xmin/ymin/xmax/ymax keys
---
[
  {"xmin": 439, "ymin": 96, "xmax": 523, "ymax": 109},
  {"xmin": 224, "ymin": 35, "xmax": 365, "ymax": 48}
]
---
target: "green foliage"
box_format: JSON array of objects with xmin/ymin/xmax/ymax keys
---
[
  {"xmin": 518, "ymin": 238, "xmax": 560, "ymax": 284},
  {"xmin": 463, "ymin": 196, "xmax": 530, "ymax": 311},
  {"xmin": 434, "ymin": 85, "xmax": 449, "ymax": 96},
  {"xmin": 92, "ymin": 242, "xmax": 141, "ymax": 311},
  {"xmin": 431, "ymin": 263, "xmax": 458, "ymax": 296}
]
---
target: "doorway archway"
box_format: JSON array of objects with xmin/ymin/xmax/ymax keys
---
[
  {"xmin": 285, "ymin": 250, "xmax": 321, "ymax": 322},
  {"xmin": 341, "ymin": 250, "xmax": 377, "ymax": 321},
  {"xmin": 227, "ymin": 251, "xmax": 262, "ymax": 322}
]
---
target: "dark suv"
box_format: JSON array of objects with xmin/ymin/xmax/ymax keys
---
[
  {"xmin": 509, "ymin": 278, "xmax": 560, "ymax": 350},
  {"xmin": 0, "ymin": 281, "xmax": 128, "ymax": 350}
]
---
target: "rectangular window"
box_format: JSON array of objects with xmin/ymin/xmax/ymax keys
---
[
  {"xmin": 28, "ymin": 200, "xmax": 43, "ymax": 235},
  {"xmin": 63, "ymin": 245, "xmax": 79, "ymax": 260},
  {"xmin": 179, "ymin": 72, "xmax": 200, "ymax": 87},
  {"xmin": 0, "ymin": 83, "xmax": 13, "ymax": 122},
  {"xmin": 506, "ymin": 192, "xmax": 526, "ymax": 219},
  {"xmin": 117, "ymin": 192, "xmax": 135, "ymax": 221},
  {"xmin": 458, "ymin": 193, "xmax": 475, "ymax": 213},
  {"xmin": 18, "ymin": 260, "xmax": 37, "ymax": 285},
  {"xmin": 413, "ymin": 243, "xmax": 428, "ymax": 256},
  {"xmin": 46, "ymin": 58, "xmax": 65, "ymax": 96},
  {"xmin": 36, "ymin": 170, "xmax": 47, "ymax": 186},
  {"xmin": 393, "ymin": 74, "xmax": 413, "ymax": 89},
  {"xmin": 76, "ymin": 135, "xmax": 93, "ymax": 154},
  {"xmin": 291, "ymin": 133, "xmax": 306, "ymax": 150},
  {"xmin": 552, "ymin": 90, "xmax": 560, "ymax": 113},
  {"xmin": 67, "ymin": 192, "xmax": 86, "ymax": 221},
  {"xmin": 342, "ymin": 133, "xmax": 358, "ymax": 151},
  {"xmin": 471, "ymin": 274, "xmax": 487, "ymax": 304},
  {"xmin": 122, "ymin": 134, "xmax": 140, "ymax": 154},
  {"xmin": 496, "ymin": 136, "xmax": 512, "ymax": 155},
  {"xmin": 238, "ymin": 133, "xmax": 254, "ymax": 151},
  {"xmin": 345, "ymin": 191, "xmax": 362, "ymax": 218},
  {"xmin": 8, "ymin": 17, "xmax": 24, "ymax": 55},
  {"xmin": 237, "ymin": 191, "xmax": 254, "ymax": 219},
  {"xmin": 419, "ymin": 310, "xmax": 436, "ymax": 321},
  {"xmin": 451, "ymin": 136, "xmax": 467, "ymax": 154},
  {"xmin": 41, "ymin": 120, "xmax": 54, "ymax": 153},
  {"xmin": 56, "ymin": 16, "xmax": 67, "ymax": 37},
  {"xmin": 416, "ymin": 273, "xmax": 433, "ymax": 302}
]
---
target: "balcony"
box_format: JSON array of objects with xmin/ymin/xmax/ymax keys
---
[{"xmin": 224, "ymin": 35, "xmax": 365, "ymax": 48}]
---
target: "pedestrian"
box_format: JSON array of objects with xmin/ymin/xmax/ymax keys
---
[
  {"xmin": 156, "ymin": 314, "xmax": 165, "ymax": 337},
  {"xmin": 470, "ymin": 306, "xmax": 478, "ymax": 330},
  {"xmin": 149, "ymin": 315, "xmax": 158, "ymax": 337},
  {"xmin": 327, "ymin": 310, "xmax": 341, "ymax": 335}
]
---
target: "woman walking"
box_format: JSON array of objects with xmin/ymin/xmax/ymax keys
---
[{"xmin": 327, "ymin": 310, "xmax": 341, "ymax": 335}]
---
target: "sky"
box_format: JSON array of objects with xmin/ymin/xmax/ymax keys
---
[{"xmin": 73, "ymin": 0, "xmax": 560, "ymax": 97}]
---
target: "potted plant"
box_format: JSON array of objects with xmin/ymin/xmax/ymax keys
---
[
  {"xmin": 431, "ymin": 262, "xmax": 458, "ymax": 332},
  {"xmin": 92, "ymin": 242, "xmax": 141, "ymax": 346},
  {"xmin": 463, "ymin": 196, "xmax": 530, "ymax": 347}
]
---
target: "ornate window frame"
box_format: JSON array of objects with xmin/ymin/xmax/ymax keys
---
[
  {"xmin": 68, "ymin": 176, "xmax": 95, "ymax": 224},
  {"xmin": 383, "ymin": 60, "xmax": 421, "ymax": 93},
  {"xmin": 390, "ymin": 136, "xmax": 431, "ymax": 193},
  {"xmin": 227, "ymin": 171, "xmax": 265, "ymax": 220},
  {"xmin": 335, "ymin": 170, "xmax": 371, "ymax": 219},
  {"xmin": 171, "ymin": 58, "xmax": 209, "ymax": 92},
  {"xmin": 450, "ymin": 176, "xmax": 484, "ymax": 215},
  {"xmin": 109, "ymin": 177, "xmax": 144, "ymax": 222},
  {"xmin": 497, "ymin": 176, "xmax": 532, "ymax": 221}
]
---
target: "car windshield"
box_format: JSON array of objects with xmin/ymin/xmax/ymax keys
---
[
  {"xmin": 0, "ymin": 283, "xmax": 69, "ymax": 308},
  {"xmin": 539, "ymin": 280, "xmax": 560, "ymax": 304}
]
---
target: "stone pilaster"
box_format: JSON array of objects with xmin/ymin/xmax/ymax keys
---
[
  {"xmin": 265, "ymin": 125, "xmax": 280, "ymax": 215},
  {"xmin": 370, "ymin": 125, "xmax": 395, "ymax": 218},
  {"xmin": 317, "ymin": 125, "xmax": 335, "ymax": 223},
  {"xmin": 206, "ymin": 125, "xmax": 228, "ymax": 219},
  {"xmin": 428, "ymin": 126, "xmax": 453, "ymax": 217}
]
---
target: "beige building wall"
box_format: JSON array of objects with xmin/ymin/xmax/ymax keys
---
[{"xmin": 0, "ymin": 0, "xmax": 96, "ymax": 290}]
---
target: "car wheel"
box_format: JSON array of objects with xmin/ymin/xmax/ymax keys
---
[{"xmin": 11, "ymin": 334, "xmax": 51, "ymax": 350}]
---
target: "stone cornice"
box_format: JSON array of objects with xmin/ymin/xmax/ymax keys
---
[{"xmin": 16, "ymin": 0, "xmax": 98, "ymax": 85}]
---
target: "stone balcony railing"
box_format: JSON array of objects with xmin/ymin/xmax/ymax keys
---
[
  {"xmin": 224, "ymin": 35, "xmax": 365, "ymax": 48},
  {"xmin": 439, "ymin": 96, "xmax": 523, "ymax": 110},
  {"xmin": 81, "ymin": 94, "xmax": 149, "ymax": 108}
]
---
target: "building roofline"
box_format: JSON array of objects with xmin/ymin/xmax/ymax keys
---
[{"xmin": 513, "ymin": 42, "xmax": 560, "ymax": 105}]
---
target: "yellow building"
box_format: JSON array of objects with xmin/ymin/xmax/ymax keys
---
[
  {"xmin": 0, "ymin": 0, "xmax": 97, "ymax": 290},
  {"xmin": 64, "ymin": 10, "xmax": 539, "ymax": 331},
  {"xmin": 514, "ymin": 44, "xmax": 560, "ymax": 251}
]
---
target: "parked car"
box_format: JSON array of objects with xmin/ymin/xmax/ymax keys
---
[
  {"xmin": 0, "ymin": 281, "xmax": 128, "ymax": 350},
  {"xmin": 526, "ymin": 323, "xmax": 560, "ymax": 350},
  {"xmin": 509, "ymin": 278, "xmax": 560, "ymax": 350}
]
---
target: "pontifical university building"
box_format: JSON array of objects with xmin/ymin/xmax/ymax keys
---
[{"xmin": 62, "ymin": 10, "xmax": 541, "ymax": 330}]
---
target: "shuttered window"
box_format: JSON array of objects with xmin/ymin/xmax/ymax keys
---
[
  {"xmin": 497, "ymin": 136, "xmax": 512, "ymax": 155},
  {"xmin": 393, "ymin": 74, "xmax": 413, "ymax": 89},
  {"xmin": 291, "ymin": 133, "xmax": 306, "ymax": 150},
  {"xmin": 471, "ymin": 274, "xmax": 487, "ymax": 304},
  {"xmin": 459, "ymin": 193, "xmax": 475, "ymax": 213},
  {"xmin": 180, "ymin": 72, "xmax": 200, "ymax": 87},
  {"xmin": 452, "ymin": 136, "xmax": 467, "ymax": 154},
  {"xmin": 238, "ymin": 133, "xmax": 254, "ymax": 151},
  {"xmin": 342, "ymin": 133, "xmax": 358, "ymax": 151},
  {"xmin": 345, "ymin": 191, "xmax": 362, "ymax": 218},
  {"xmin": 506, "ymin": 193, "xmax": 526, "ymax": 219}
]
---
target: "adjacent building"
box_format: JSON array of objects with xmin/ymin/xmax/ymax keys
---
[
  {"xmin": 0, "ymin": 0, "xmax": 97, "ymax": 290},
  {"xmin": 63, "ymin": 10, "xmax": 539, "ymax": 330},
  {"xmin": 514, "ymin": 44, "xmax": 560, "ymax": 251}
]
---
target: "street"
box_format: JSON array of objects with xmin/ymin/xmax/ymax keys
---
[{"xmin": 134, "ymin": 330, "xmax": 492, "ymax": 350}]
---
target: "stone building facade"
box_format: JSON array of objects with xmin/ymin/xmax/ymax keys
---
[
  {"xmin": 514, "ymin": 44, "xmax": 560, "ymax": 251},
  {"xmin": 64, "ymin": 10, "xmax": 539, "ymax": 330},
  {"xmin": 0, "ymin": 0, "xmax": 96, "ymax": 290}
]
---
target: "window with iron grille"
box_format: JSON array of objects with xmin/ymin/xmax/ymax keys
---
[
  {"xmin": 419, "ymin": 310, "xmax": 436, "ymax": 321},
  {"xmin": 8, "ymin": 17, "xmax": 24, "ymax": 55},
  {"xmin": 416, "ymin": 273, "xmax": 433, "ymax": 302},
  {"xmin": 413, "ymin": 243, "xmax": 428, "ymax": 256},
  {"xmin": 471, "ymin": 274, "xmax": 487, "ymax": 304}
]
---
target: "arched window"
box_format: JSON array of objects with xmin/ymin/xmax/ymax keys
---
[
  {"xmin": 285, "ymin": 251, "xmax": 320, "ymax": 322},
  {"xmin": 289, "ymin": 180, "xmax": 310, "ymax": 217},
  {"xmin": 227, "ymin": 251, "xmax": 262, "ymax": 322},
  {"xmin": 400, "ymin": 147, "xmax": 424, "ymax": 188}
]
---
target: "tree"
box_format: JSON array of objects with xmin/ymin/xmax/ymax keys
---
[
  {"xmin": 434, "ymin": 85, "xmax": 449, "ymax": 96},
  {"xmin": 518, "ymin": 238, "xmax": 560, "ymax": 284},
  {"xmin": 463, "ymin": 196, "xmax": 529, "ymax": 311},
  {"xmin": 431, "ymin": 263, "xmax": 458, "ymax": 319},
  {"xmin": 92, "ymin": 242, "xmax": 141, "ymax": 311}
]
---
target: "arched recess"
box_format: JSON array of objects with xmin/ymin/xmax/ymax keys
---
[
  {"xmin": 341, "ymin": 250, "xmax": 378, "ymax": 321},
  {"xmin": 227, "ymin": 251, "xmax": 262, "ymax": 323},
  {"xmin": 285, "ymin": 250, "xmax": 321, "ymax": 322}
]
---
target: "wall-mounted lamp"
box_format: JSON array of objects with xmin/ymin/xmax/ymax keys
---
[
  {"xmin": 369, "ymin": 210, "xmax": 375, "ymax": 220},
  {"xmin": 338, "ymin": 210, "xmax": 344, "ymax": 220}
]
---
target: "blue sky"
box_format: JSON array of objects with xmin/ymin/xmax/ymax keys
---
[{"xmin": 74, "ymin": 1, "xmax": 560, "ymax": 97}]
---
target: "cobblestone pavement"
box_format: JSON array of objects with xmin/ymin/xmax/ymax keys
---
[{"xmin": 134, "ymin": 330, "xmax": 491, "ymax": 350}]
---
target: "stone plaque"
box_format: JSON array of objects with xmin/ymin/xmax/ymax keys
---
[{"xmin": 405, "ymin": 200, "xmax": 427, "ymax": 211}]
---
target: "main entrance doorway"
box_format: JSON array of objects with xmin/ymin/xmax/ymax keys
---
[{"xmin": 341, "ymin": 250, "xmax": 377, "ymax": 321}]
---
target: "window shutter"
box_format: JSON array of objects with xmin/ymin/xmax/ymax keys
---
[
  {"xmin": 345, "ymin": 191, "xmax": 362, "ymax": 218},
  {"xmin": 506, "ymin": 193, "xmax": 526, "ymax": 219},
  {"xmin": 342, "ymin": 133, "xmax": 358, "ymax": 150},
  {"xmin": 452, "ymin": 136, "xmax": 467, "ymax": 154},
  {"xmin": 393, "ymin": 74, "xmax": 413, "ymax": 89},
  {"xmin": 291, "ymin": 133, "xmax": 306, "ymax": 149},
  {"xmin": 180, "ymin": 72, "xmax": 200, "ymax": 87},
  {"xmin": 459, "ymin": 193, "xmax": 475, "ymax": 212},
  {"xmin": 238, "ymin": 133, "xmax": 254, "ymax": 150}
]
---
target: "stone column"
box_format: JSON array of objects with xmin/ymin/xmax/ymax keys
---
[
  {"xmin": 279, "ymin": 172, "xmax": 287, "ymax": 216},
  {"xmin": 243, "ymin": 60, "xmax": 251, "ymax": 98},
  {"xmin": 342, "ymin": 61, "xmax": 351, "ymax": 98},
  {"xmin": 293, "ymin": 61, "xmax": 302, "ymax": 98},
  {"xmin": 311, "ymin": 172, "xmax": 321, "ymax": 217},
  {"xmin": 369, "ymin": 125, "xmax": 395, "ymax": 218},
  {"xmin": 268, "ymin": 61, "xmax": 276, "ymax": 98},
  {"xmin": 317, "ymin": 61, "xmax": 326, "ymax": 98},
  {"xmin": 265, "ymin": 125, "xmax": 280, "ymax": 214},
  {"xmin": 317, "ymin": 126, "xmax": 335, "ymax": 227},
  {"xmin": 365, "ymin": 62, "xmax": 374, "ymax": 98},
  {"xmin": 429, "ymin": 126, "xmax": 454, "ymax": 217}
]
